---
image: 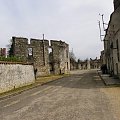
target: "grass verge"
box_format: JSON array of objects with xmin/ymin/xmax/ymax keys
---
[{"xmin": 0, "ymin": 74, "xmax": 70, "ymax": 98}]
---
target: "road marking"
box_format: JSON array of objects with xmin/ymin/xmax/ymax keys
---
[
  {"xmin": 3, "ymin": 100, "xmax": 20, "ymax": 108},
  {"xmin": 30, "ymin": 86, "xmax": 54, "ymax": 96}
]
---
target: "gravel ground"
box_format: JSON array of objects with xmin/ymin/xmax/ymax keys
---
[{"xmin": 0, "ymin": 69, "xmax": 120, "ymax": 120}]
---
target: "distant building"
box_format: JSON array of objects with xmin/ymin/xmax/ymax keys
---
[
  {"xmin": 0, "ymin": 48, "xmax": 6, "ymax": 57},
  {"xmin": 77, "ymin": 58, "xmax": 100, "ymax": 70},
  {"xmin": 90, "ymin": 58, "xmax": 101, "ymax": 69},
  {"xmin": 78, "ymin": 59, "xmax": 90, "ymax": 70}
]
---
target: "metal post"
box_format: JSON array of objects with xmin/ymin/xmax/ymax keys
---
[{"xmin": 42, "ymin": 34, "xmax": 45, "ymax": 65}]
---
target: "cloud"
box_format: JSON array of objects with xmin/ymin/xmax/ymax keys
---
[{"xmin": 0, "ymin": 0, "xmax": 113, "ymax": 59}]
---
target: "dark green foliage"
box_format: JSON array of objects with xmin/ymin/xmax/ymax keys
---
[
  {"xmin": 8, "ymin": 43, "xmax": 14, "ymax": 56},
  {"xmin": 0, "ymin": 56, "xmax": 23, "ymax": 62}
]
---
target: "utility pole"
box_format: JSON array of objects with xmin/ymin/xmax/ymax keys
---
[
  {"xmin": 99, "ymin": 14, "xmax": 108, "ymax": 31},
  {"xmin": 42, "ymin": 34, "xmax": 45, "ymax": 65},
  {"xmin": 98, "ymin": 14, "xmax": 108, "ymax": 41},
  {"xmin": 43, "ymin": 34, "xmax": 45, "ymax": 40},
  {"xmin": 98, "ymin": 21, "xmax": 104, "ymax": 41}
]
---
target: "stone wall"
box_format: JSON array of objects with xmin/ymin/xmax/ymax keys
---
[
  {"xmin": 0, "ymin": 48, "xmax": 6, "ymax": 57},
  {"xmin": 51, "ymin": 40, "xmax": 70, "ymax": 74},
  {"xmin": 103, "ymin": 2, "xmax": 120, "ymax": 77},
  {"xmin": 77, "ymin": 58, "xmax": 100, "ymax": 70},
  {"xmin": 30, "ymin": 39, "xmax": 50, "ymax": 76},
  {"xmin": 90, "ymin": 58, "xmax": 101, "ymax": 69},
  {"xmin": 11, "ymin": 37, "xmax": 50, "ymax": 76},
  {"xmin": 101, "ymin": 0, "xmax": 120, "ymax": 78},
  {"xmin": 0, "ymin": 62, "xmax": 35, "ymax": 93},
  {"xmin": 12, "ymin": 37, "xmax": 28, "ymax": 61},
  {"xmin": 10, "ymin": 37, "xmax": 70, "ymax": 76},
  {"xmin": 78, "ymin": 60, "xmax": 90, "ymax": 70},
  {"xmin": 114, "ymin": 0, "xmax": 120, "ymax": 10}
]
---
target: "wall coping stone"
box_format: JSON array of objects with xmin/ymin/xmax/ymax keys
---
[{"xmin": 0, "ymin": 61, "xmax": 33, "ymax": 65}]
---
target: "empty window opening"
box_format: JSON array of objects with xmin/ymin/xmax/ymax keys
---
[
  {"xmin": 28, "ymin": 48, "xmax": 33, "ymax": 56},
  {"xmin": 48, "ymin": 48, "xmax": 52, "ymax": 54}
]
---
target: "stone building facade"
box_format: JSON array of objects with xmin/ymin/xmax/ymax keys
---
[
  {"xmin": 50, "ymin": 40, "xmax": 70, "ymax": 74},
  {"xmin": 100, "ymin": 50, "xmax": 106, "ymax": 65},
  {"xmin": 102, "ymin": 0, "xmax": 120, "ymax": 78},
  {"xmin": 10, "ymin": 37, "xmax": 70, "ymax": 76},
  {"xmin": 90, "ymin": 58, "xmax": 101, "ymax": 69},
  {"xmin": 78, "ymin": 60, "xmax": 90, "ymax": 70},
  {"xmin": 0, "ymin": 48, "xmax": 6, "ymax": 57},
  {"xmin": 77, "ymin": 58, "xmax": 100, "ymax": 70}
]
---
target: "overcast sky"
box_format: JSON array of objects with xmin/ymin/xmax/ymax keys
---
[{"xmin": 0, "ymin": 0, "xmax": 114, "ymax": 59}]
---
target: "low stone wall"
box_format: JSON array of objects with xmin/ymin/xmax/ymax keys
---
[{"xmin": 0, "ymin": 62, "xmax": 35, "ymax": 93}]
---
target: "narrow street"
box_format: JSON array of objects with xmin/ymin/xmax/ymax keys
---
[{"xmin": 0, "ymin": 70, "xmax": 120, "ymax": 120}]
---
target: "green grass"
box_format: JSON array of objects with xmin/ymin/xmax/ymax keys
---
[{"xmin": 0, "ymin": 56, "xmax": 23, "ymax": 62}]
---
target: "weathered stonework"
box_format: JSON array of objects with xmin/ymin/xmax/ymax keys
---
[
  {"xmin": 0, "ymin": 48, "xmax": 6, "ymax": 57},
  {"xmin": 114, "ymin": 0, "xmax": 120, "ymax": 10},
  {"xmin": 30, "ymin": 39, "xmax": 50, "ymax": 76},
  {"xmin": 10, "ymin": 37, "xmax": 70, "ymax": 76},
  {"xmin": 0, "ymin": 63, "xmax": 35, "ymax": 93},
  {"xmin": 102, "ymin": 0, "xmax": 120, "ymax": 78},
  {"xmin": 12, "ymin": 37, "xmax": 28, "ymax": 61},
  {"xmin": 90, "ymin": 58, "xmax": 101, "ymax": 69},
  {"xmin": 77, "ymin": 58, "xmax": 100, "ymax": 70},
  {"xmin": 11, "ymin": 37, "xmax": 50, "ymax": 76},
  {"xmin": 51, "ymin": 40, "xmax": 70, "ymax": 74}
]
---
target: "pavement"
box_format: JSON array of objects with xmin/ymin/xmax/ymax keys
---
[{"xmin": 97, "ymin": 70, "xmax": 120, "ymax": 86}]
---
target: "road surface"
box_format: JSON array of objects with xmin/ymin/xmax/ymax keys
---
[{"xmin": 0, "ymin": 70, "xmax": 120, "ymax": 120}]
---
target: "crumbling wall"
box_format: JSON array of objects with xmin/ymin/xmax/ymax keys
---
[
  {"xmin": 90, "ymin": 58, "xmax": 101, "ymax": 69},
  {"xmin": 51, "ymin": 40, "xmax": 70, "ymax": 74},
  {"xmin": 78, "ymin": 59, "xmax": 100, "ymax": 70},
  {"xmin": 0, "ymin": 48, "xmax": 6, "ymax": 57},
  {"xmin": 78, "ymin": 62, "xmax": 87, "ymax": 70},
  {"xmin": 11, "ymin": 37, "xmax": 70, "ymax": 76},
  {"xmin": 30, "ymin": 39, "xmax": 50, "ymax": 76},
  {"xmin": 11, "ymin": 37, "xmax": 50, "ymax": 76},
  {"xmin": 12, "ymin": 37, "xmax": 28, "ymax": 61}
]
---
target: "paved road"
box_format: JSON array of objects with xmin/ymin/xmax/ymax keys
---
[{"xmin": 0, "ymin": 70, "xmax": 120, "ymax": 120}]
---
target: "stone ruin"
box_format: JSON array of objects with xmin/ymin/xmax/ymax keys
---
[
  {"xmin": 78, "ymin": 58, "xmax": 101, "ymax": 70},
  {"xmin": 0, "ymin": 48, "xmax": 6, "ymax": 57},
  {"xmin": 10, "ymin": 37, "xmax": 70, "ymax": 76}
]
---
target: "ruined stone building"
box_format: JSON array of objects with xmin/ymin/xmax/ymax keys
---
[
  {"xmin": 10, "ymin": 37, "xmax": 70, "ymax": 76},
  {"xmin": 0, "ymin": 48, "xmax": 6, "ymax": 57},
  {"xmin": 77, "ymin": 58, "xmax": 100, "ymax": 70},
  {"xmin": 78, "ymin": 60, "xmax": 90, "ymax": 70},
  {"xmin": 90, "ymin": 58, "xmax": 101, "ymax": 69},
  {"xmin": 70, "ymin": 62, "xmax": 78, "ymax": 70},
  {"xmin": 102, "ymin": 0, "xmax": 120, "ymax": 78},
  {"xmin": 70, "ymin": 58, "xmax": 78, "ymax": 70},
  {"xmin": 50, "ymin": 40, "xmax": 70, "ymax": 74}
]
